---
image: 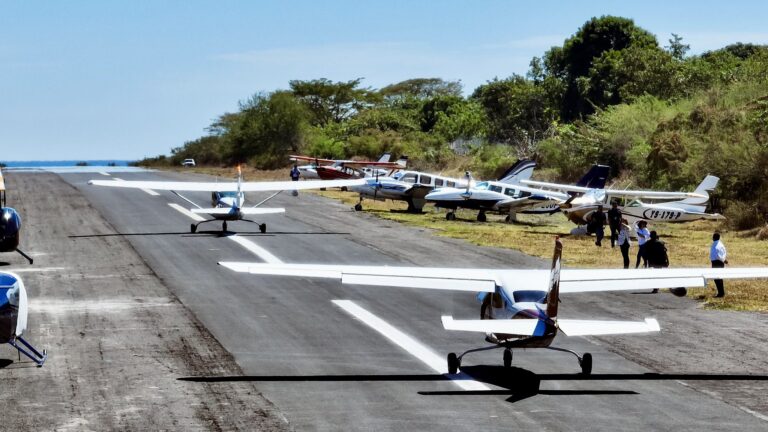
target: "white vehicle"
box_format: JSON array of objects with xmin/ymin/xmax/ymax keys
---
[
  {"xmin": 89, "ymin": 166, "xmax": 366, "ymax": 233},
  {"xmin": 219, "ymin": 239, "xmax": 768, "ymax": 374},
  {"xmin": 1, "ymin": 272, "xmax": 47, "ymax": 366},
  {"xmin": 182, "ymin": 159, "xmax": 196, "ymax": 167}
]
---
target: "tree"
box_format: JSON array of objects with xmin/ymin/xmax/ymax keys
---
[
  {"xmin": 665, "ymin": 33, "xmax": 690, "ymax": 60},
  {"xmin": 289, "ymin": 78, "xmax": 373, "ymax": 126},
  {"xmin": 543, "ymin": 16, "xmax": 660, "ymax": 120},
  {"xmin": 380, "ymin": 78, "xmax": 463, "ymax": 99}
]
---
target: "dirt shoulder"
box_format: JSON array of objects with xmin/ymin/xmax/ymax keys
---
[{"xmin": 0, "ymin": 172, "xmax": 288, "ymax": 431}]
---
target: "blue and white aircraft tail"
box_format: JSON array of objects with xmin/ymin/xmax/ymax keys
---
[{"xmin": 497, "ymin": 159, "xmax": 536, "ymax": 185}]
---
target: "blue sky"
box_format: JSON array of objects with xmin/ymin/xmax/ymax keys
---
[{"xmin": 2, "ymin": 0, "xmax": 767, "ymax": 160}]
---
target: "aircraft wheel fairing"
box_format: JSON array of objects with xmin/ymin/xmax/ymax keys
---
[
  {"xmin": 447, "ymin": 352, "xmax": 460, "ymax": 374},
  {"xmin": 503, "ymin": 348, "xmax": 512, "ymax": 368},
  {"xmin": 580, "ymin": 353, "xmax": 592, "ymax": 375},
  {"xmin": 259, "ymin": 224, "xmax": 267, "ymax": 234}
]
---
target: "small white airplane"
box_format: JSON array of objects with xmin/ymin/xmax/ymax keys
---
[
  {"xmin": 522, "ymin": 175, "xmax": 717, "ymax": 225},
  {"xmin": 1, "ymin": 271, "xmax": 47, "ymax": 366},
  {"xmin": 89, "ymin": 167, "xmax": 366, "ymax": 233},
  {"xmin": 351, "ymin": 160, "xmax": 535, "ymax": 214},
  {"xmin": 219, "ymin": 239, "xmax": 768, "ymax": 374}
]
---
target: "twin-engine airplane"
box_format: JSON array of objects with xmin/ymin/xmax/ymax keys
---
[
  {"xmin": 0, "ymin": 171, "xmax": 33, "ymax": 264},
  {"xmin": 426, "ymin": 164, "xmax": 608, "ymax": 222},
  {"xmin": 347, "ymin": 161, "xmax": 535, "ymax": 213},
  {"xmin": 1, "ymin": 272, "xmax": 47, "ymax": 366},
  {"xmin": 219, "ymin": 239, "xmax": 768, "ymax": 374},
  {"xmin": 89, "ymin": 168, "xmax": 366, "ymax": 233}
]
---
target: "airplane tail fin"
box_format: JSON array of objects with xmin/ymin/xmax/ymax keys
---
[
  {"xmin": 546, "ymin": 238, "xmax": 563, "ymax": 319},
  {"xmin": 377, "ymin": 152, "xmax": 392, "ymax": 163},
  {"xmin": 575, "ymin": 165, "xmax": 610, "ymax": 189},
  {"xmin": 497, "ymin": 159, "xmax": 536, "ymax": 185},
  {"xmin": 678, "ymin": 175, "xmax": 719, "ymax": 207},
  {"xmin": 395, "ymin": 156, "xmax": 408, "ymax": 168}
]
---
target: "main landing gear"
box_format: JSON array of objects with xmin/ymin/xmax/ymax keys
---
[
  {"xmin": 446, "ymin": 344, "xmax": 593, "ymax": 375},
  {"xmin": 446, "ymin": 211, "xmax": 456, "ymax": 221},
  {"xmin": 190, "ymin": 220, "xmax": 267, "ymax": 234},
  {"xmin": 477, "ymin": 211, "xmax": 487, "ymax": 222},
  {"xmin": 354, "ymin": 203, "xmax": 363, "ymax": 211}
]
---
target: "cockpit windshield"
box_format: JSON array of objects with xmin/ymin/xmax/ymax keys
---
[
  {"xmin": 218, "ymin": 191, "xmax": 238, "ymax": 198},
  {"xmin": 475, "ymin": 182, "xmax": 490, "ymax": 190},
  {"xmin": 512, "ymin": 290, "xmax": 547, "ymax": 303}
]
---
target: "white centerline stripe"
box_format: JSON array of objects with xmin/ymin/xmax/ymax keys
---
[
  {"xmin": 333, "ymin": 300, "xmax": 490, "ymax": 391},
  {"xmin": 113, "ymin": 178, "xmax": 160, "ymax": 196},
  {"xmin": 167, "ymin": 203, "xmax": 283, "ymax": 264}
]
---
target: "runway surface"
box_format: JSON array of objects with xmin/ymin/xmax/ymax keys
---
[{"xmin": 4, "ymin": 169, "xmax": 768, "ymax": 431}]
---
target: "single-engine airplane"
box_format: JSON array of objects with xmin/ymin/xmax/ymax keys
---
[
  {"xmin": 219, "ymin": 239, "xmax": 768, "ymax": 374},
  {"xmin": 89, "ymin": 167, "xmax": 366, "ymax": 233},
  {"xmin": 290, "ymin": 152, "xmax": 394, "ymax": 180},
  {"xmin": 0, "ymin": 171, "xmax": 34, "ymax": 264},
  {"xmin": 1, "ymin": 271, "xmax": 47, "ymax": 366}
]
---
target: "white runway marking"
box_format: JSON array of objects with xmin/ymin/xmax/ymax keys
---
[
  {"xmin": 333, "ymin": 300, "xmax": 490, "ymax": 391},
  {"xmin": 167, "ymin": 202, "xmax": 283, "ymax": 264},
  {"xmin": 113, "ymin": 177, "xmax": 160, "ymax": 196},
  {"xmin": 99, "ymin": 172, "xmax": 111, "ymax": 176},
  {"xmin": 2, "ymin": 267, "xmax": 67, "ymax": 273}
]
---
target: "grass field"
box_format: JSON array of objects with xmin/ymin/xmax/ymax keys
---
[{"xmin": 170, "ymin": 166, "xmax": 768, "ymax": 312}]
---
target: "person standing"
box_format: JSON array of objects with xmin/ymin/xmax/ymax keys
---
[
  {"xmin": 290, "ymin": 164, "xmax": 300, "ymax": 196},
  {"xmin": 645, "ymin": 231, "xmax": 669, "ymax": 293},
  {"xmin": 710, "ymin": 232, "xmax": 728, "ymax": 297},
  {"xmin": 607, "ymin": 201, "xmax": 622, "ymax": 248},
  {"xmin": 617, "ymin": 218, "xmax": 632, "ymax": 269},
  {"xmin": 634, "ymin": 220, "xmax": 650, "ymax": 268},
  {"xmin": 589, "ymin": 205, "xmax": 607, "ymax": 247}
]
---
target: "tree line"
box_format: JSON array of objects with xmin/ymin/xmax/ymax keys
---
[{"xmin": 140, "ymin": 15, "xmax": 768, "ymax": 227}]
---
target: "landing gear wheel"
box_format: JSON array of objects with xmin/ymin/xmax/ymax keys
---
[
  {"xmin": 477, "ymin": 212, "xmax": 487, "ymax": 222},
  {"xmin": 446, "ymin": 212, "xmax": 456, "ymax": 221},
  {"xmin": 503, "ymin": 349, "xmax": 512, "ymax": 368},
  {"xmin": 505, "ymin": 215, "xmax": 511, "ymax": 223},
  {"xmin": 354, "ymin": 203, "xmax": 363, "ymax": 211},
  {"xmin": 259, "ymin": 223, "xmax": 267, "ymax": 234},
  {"xmin": 447, "ymin": 352, "xmax": 460, "ymax": 374},
  {"xmin": 191, "ymin": 223, "xmax": 197, "ymax": 233},
  {"xmin": 580, "ymin": 353, "xmax": 592, "ymax": 375},
  {"xmin": 222, "ymin": 221, "xmax": 228, "ymax": 232}
]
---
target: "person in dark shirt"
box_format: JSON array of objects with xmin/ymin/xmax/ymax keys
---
[
  {"xmin": 607, "ymin": 201, "xmax": 622, "ymax": 248},
  {"xmin": 645, "ymin": 231, "xmax": 669, "ymax": 293},
  {"xmin": 588, "ymin": 205, "xmax": 607, "ymax": 247}
]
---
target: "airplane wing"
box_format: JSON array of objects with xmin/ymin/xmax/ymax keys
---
[
  {"xmin": 521, "ymin": 179, "xmax": 590, "ymax": 193},
  {"xmin": 191, "ymin": 207, "xmax": 286, "ymax": 215},
  {"xmin": 218, "ymin": 262, "xmax": 768, "ymax": 293},
  {"xmin": 520, "ymin": 180, "xmax": 706, "ymax": 200},
  {"xmin": 441, "ymin": 316, "xmax": 660, "ymax": 336},
  {"xmin": 89, "ymin": 178, "xmax": 366, "ymax": 192},
  {"xmin": 289, "ymin": 155, "xmax": 337, "ymax": 164}
]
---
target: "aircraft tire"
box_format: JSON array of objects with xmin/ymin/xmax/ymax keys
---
[
  {"xmin": 354, "ymin": 203, "xmax": 363, "ymax": 211},
  {"xmin": 260, "ymin": 223, "xmax": 267, "ymax": 234},
  {"xmin": 191, "ymin": 224, "xmax": 197, "ymax": 233},
  {"xmin": 477, "ymin": 212, "xmax": 487, "ymax": 222},
  {"xmin": 580, "ymin": 353, "xmax": 592, "ymax": 375},
  {"xmin": 446, "ymin": 212, "xmax": 456, "ymax": 221},
  {"xmin": 447, "ymin": 353, "xmax": 460, "ymax": 374},
  {"xmin": 503, "ymin": 349, "xmax": 512, "ymax": 368},
  {"xmin": 223, "ymin": 221, "xmax": 228, "ymax": 232}
]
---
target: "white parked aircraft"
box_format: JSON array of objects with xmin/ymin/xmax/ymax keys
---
[
  {"xmin": 350, "ymin": 160, "xmax": 536, "ymax": 213},
  {"xmin": 219, "ymin": 239, "xmax": 768, "ymax": 374},
  {"xmin": 522, "ymin": 175, "xmax": 716, "ymax": 225},
  {"xmin": 89, "ymin": 167, "xmax": 366, "ymax": 233},
  {"xmin": 1, "ymin": 271, "xmax": 47, "ymax": 366}
]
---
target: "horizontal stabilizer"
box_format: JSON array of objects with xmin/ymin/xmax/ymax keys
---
[
  {"xmin": 191, "ymin": 207, "xmax": 285, "ymax": 215},
  {"xmin": 557, "ymin": 318, "xmax": 660, "ymax": 336},
  {"xmin": 441, "ymin": 316, "xmax": 542, "ymax": 335}
]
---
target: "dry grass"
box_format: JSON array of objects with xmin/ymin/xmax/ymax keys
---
[{"xmin": 315, "ymin": 189, "xmax": 768, "ymax": 312}]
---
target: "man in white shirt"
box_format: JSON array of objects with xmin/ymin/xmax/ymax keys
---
[
  {"xmin": 634, "ymin": 220, "xmax": 650, "ymax": 268},
  {"xmin": 710, "ymin": 232, "xmax": 728, "ymax": 297}
]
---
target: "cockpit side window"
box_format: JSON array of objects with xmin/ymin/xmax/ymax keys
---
[
  {"xmin": 446, "ymin": 181, "xmax": 455, "ymax": 188},
  {"xmin": 434, "ymin": 178, "xmax": 444, "ymax": 187},
  {"xmin": 401, "ymin": 173, "xmax": 417, "ymax": 184},
  {"xmin": 420, "ymin": 175, "xmax": 432, "ymax": 185},
  {"xmin": 488, "ymin": 185, "xmax": 503, "ymax": 193}
]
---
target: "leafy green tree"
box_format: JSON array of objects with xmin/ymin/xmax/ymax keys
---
[
  {"xmin": 380, "ymin": 78, "xmax": 462, "ymax": 99},
  {"xmin": 665, "ymin": 33, "xmax": 690, "ymax": 60},
  {"xmin": 289, "ymin": 78, "xmax": 373, "ymax": 126}
]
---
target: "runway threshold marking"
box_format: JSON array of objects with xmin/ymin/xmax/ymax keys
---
[
  {"xmin": 167, "ymin": 203, "xmax": 283, "ymax": 264},
  {"xmin": 333, "ymin": 300, "xmax": 490, "ymax": 391},
  {"xmin": 113, "ymin": 177, "xmax": 160, "ymax": 196}
]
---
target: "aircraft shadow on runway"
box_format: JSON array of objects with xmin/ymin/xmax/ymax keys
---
[
  {"xmin": 177, "ymin": 365, "xmax": 768, "ymax": 403},
  {"xmin": 68, "ymin": 231, "xmax": 350, "ymax": 239}
]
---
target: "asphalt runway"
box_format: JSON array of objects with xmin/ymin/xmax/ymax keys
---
[{"xmin": 7, "ymin": 169, "xmax": 768, "ymax": 431}]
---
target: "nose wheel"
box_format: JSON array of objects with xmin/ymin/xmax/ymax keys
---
[
  {"xmin": 447, "ymin": 352, "xmax": 460, "ymax": 374},
  {"xmin": 580, "ymin": 353, "xmax": 592, "ymax": 375},
  {"xmin": 259, "ymin": 223, "xmax": 267, "ymax": 233},
  {"xmin": 503, "ymin": 348, "xmax": 512, "ymax": 368},
  {"xmin": 354, "ymin": 203, "xmax": 363, "ymax": 211}
]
